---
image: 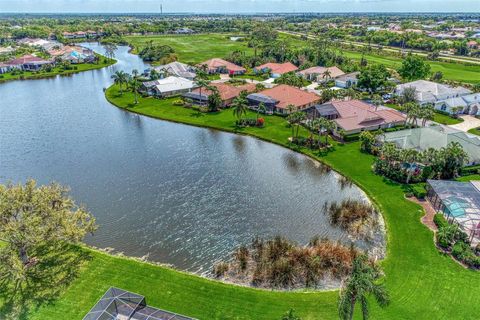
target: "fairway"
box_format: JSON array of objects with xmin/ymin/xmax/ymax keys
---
[{"xmin": 126, "ymin": 34, "xmax": 253, "ymax": 64}]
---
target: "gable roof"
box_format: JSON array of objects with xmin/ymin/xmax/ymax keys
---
[
  {"xmin": 256, "ymin": 84, "xmax": 320, "ymax": 109},
  {"xmin": 255, "ymin": 62, "xmax": 298, "ymax": 75},
  {"xmin": 198, "ymin": 58, "xmax": 245, "ymax": 73},
  {"xmin": 298, "ymin": 66, "xmax": 345, "ymax": 78},
  {"xmin": 8, "ymin": 54, "xmax": 51, "ymax": 65}
]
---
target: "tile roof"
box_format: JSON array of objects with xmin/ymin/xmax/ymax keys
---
[
  {"xmin": 198, "ymin": 58, "xmax": 245, "ymax": 73},
  {"xmin": 257, "ymin": 84, "xmax": 320, "ymax": 109},
  {"xmin": 191, "ymin": 82, "xmax": 256, "ymax": 101},
  {"xmin": 7, "ymin": 54, "xmax": 51, "ymax": 65},
  {"xmin": 298, "ymin": 66, "xmax": 345, "ymax": 79},
  {"xmin": 255, "ymin": 62, "xmax": 298, "ymax": 75},
  {"xmin": 328, "ymin": 100, "xmax": 406, "ymax": 132}
]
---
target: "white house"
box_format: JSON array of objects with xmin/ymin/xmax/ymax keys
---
[
  {"xmin": 149, "ymin": 76, "xmax": 197, "ymax": 98},
  {"xmin": 335, "ymin": 72, "xmax": 360, "ymax": 89},
  {"xmin": 153, "ymin": 62, "xmax": 196, "ymax": 80}
]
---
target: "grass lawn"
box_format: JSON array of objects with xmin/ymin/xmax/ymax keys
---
[
  {"xmin": 457, "ymin": 174, "xmax": 480, "ymax": 182},
  {"xmin": 0, "ymin": 55, "xmax": 116, "ymax": 83},
  {"xmin": 19, "ymin": 85, "xmax": 480, "ymax": 320},
  {"xmin": 125, "ymin": 34, "xmax": 253, "ymax": 65},
  {"xmin": 468, "ymin": 127, "xmax": 480, "ymax": 136},
  {"xmin": 385, "ymin": 103, "xmax": 463, "ymax": 125}
]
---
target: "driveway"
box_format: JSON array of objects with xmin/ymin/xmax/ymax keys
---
[{"xmin": 449, "ymin": 115, "xmax": 480, "ymax": 132}]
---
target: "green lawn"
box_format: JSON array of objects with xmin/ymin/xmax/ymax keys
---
[
  {"xmin": 20, "ymin": 86, "xmax": 480, "ymax": 320},
  {"xmin": 385, "ymin": 103, "xmax": 463, "ymax": 125},
  {"xmin": 457, "ymin": 174, "xmax": 480, "ymax": 182},
  {"xmin": 0, "ymin": 56, "xmax": 116, "ymax": 83},
  {"xmin": 125, "ymin": 34, "xmax": 253, "ymax": 65},
  {"xmin": 468, "ymin": 127, "xmax": 480, "ymax": 136}
]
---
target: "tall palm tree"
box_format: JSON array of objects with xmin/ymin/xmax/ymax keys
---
[
  {"xmin": 111, "ymin": 70, "xmax": 128, "ymax": 95},
  {"xmin": 256, "ymin": 102, "xmax": 267, "ymax": 119},
  {"xmin": 194, "ymin": 78, "xmax": 211, "ymax": 106},
  {"xmin": 129, "ymin": 69, "xmax": 140, "ymax": 105},
  {"xmin": 401, "ymin": 148, "xmax": 420, "ymax": 184},
  {"xmin": 338, "ymin": 255, "xmax": 390, "ymax": 320},
  {"xmin": 232, "ymin": 92, "xmax": 248, "ymax": 123},
  {"xmin": 420, "ymin": 104, "xmax": 435, "ymax": 126},
  {"xmin": 322, "ymin": 69, "xmax": 332, "ymax": 82}
]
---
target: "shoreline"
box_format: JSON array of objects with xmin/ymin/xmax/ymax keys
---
[{"xmin": 103, "ymin": 85, "xmax": 387, "ymax": 291}]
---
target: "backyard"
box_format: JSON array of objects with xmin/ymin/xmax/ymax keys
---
[{"xmin": 18, "ymin": 85, "xmax": 480, "ymax": 320}]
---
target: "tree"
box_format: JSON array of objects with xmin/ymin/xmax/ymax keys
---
[
  {"xmin": 338, "ymin": 255, "xmax": 390, "ymax": 320},
  {"xmin": 111, "ymin": 70, "xmax": 128, "ymax": 95},
  {"xmin": 232, "ymin": 91, "xmax": 249, "ymax": 123},
  {"xmin": 281, "ymin": 309, "xmax": 301, "ymax": 320},
  {"xmin": 398, "ymin": 86, "xmax": 417, "ymax": 105},
  {"xmin": 359, "ymin": 131, "xmax": 376, "ymax": 153},
  {"xmin": 401, "ymin": 148, "xmax": 420, "ymax": 184},
  {"xmin": 357, "ymin": 64, "xmax": 390, "ymax": 94},
  {"xmin": 371, "ymin": 94, "xmax": 383, "ymax": 111},
  {"xmin": 207, "ymin": 87, "xmax": 222, "ymax": 112},
  {"xmin": 103, "ymin": 42, "xmax": 117, "ymax": 59},
  {"xmin": 256, "ymin": 102, "xmax": 267, "ymax": 119},
  {"xmin": 441, "ymin": 142, "xmax": 468, "ymax": 179},
  {"xmin": 274, "ymin": 72, "xmax": 304, "ymax": 88},
  {"xmin": 128, "ymin": 69, "xmax": 140, "ymax": 104},
  {"xmin": 398, "ymin": 53, "xmax": 431, "ymax": 81},
  {"xmin": 0, "ymin": 180, "xmax": 96, "ymax": 314},
  {"xmin": 194, "ymin": 78, "xmax": 211, "ymax": 106},
  {"xmin": 430, "ymin": 71, "xmax": 443, "ymax": 82},
  {"xmin": 420, "ymin": 104, "xmax": 435, "ymax": 126},
  {"xmin": 287, "ymin": 111, "xmax": 306, "ymax": 141}
]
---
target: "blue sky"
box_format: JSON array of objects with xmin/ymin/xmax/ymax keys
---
[{"xmin": 0, "ymin": 0, "xmax": 479, "ymax": 13}]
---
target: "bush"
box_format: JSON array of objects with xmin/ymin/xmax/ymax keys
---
[
  {"xmin": 451, "ymin": 241, "xmax": 480, "ymax": 269},
  {"xmin": 407, "ymin": 183, "xmax": 426, "ymax": 199},
  {"xmin": 433, "ymin": 213, "xmax": 448, "ymax": 229},
  {"xmin": 343, "ymin": 133, "xmax": 361, "ymax": 142},
  {"xmin": 213, "ymin": 262, "xmax": 229, "ymax": 278},
  {"xmin": 460, "ymin": 164, "xmax": 480, "ymax": 176}
]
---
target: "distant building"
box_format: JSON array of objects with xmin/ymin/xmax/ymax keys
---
[
  {"xmin": 197, "ymin": 58, "xmax": 246, "ymax": 75},
  {"xmin": 0, "ymin": 54, "xmax": 52, "ymax": 73},
  {"xmin": 254, "ymin": 62, "xmax": 298, "ymax": 78},
  {"xmin": 246, "ymin": 84, "xmax": 320, "ymax": 114},
  {"xmin": 48, "ymin": 45, "xmax": 96, "ymax": 64}
]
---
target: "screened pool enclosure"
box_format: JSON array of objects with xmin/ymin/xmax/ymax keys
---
[
  {"xmin": 83, "ymin": 287, "xmax": 195, "ymax": 320},
  {"xmin": 426, "ymin": 180, "xmax": 480, "ymax": 243}
]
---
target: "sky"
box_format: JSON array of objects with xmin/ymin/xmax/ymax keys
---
[{"xmin": 0, "ymin": 0, "xmax": 479, "ymax": 13}]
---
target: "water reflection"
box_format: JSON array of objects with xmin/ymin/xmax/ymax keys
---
[{"xmin": 0, "ymin": 44, "xmax": 370, "ymax": 273}]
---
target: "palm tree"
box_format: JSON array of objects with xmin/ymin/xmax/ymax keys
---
[
  {"xmin": 401, "ymin": 148, "xmax": 420, "ymax": 184},
  {"xmin": 207, "ymin": 87, "xmax": 222, "ymax": 112},
  {"xmin": 111, "ymin": 70, "xmax": 128, "ymax": 95},
  {"xmin": 338, "ymin": 254, "xmax": 390, "ymax": 320},
  {"xmin": 371, "ymin": 94, "xmax": 383, "ymax": 111},
  {"xmin": 256, "ymin": 102, "xmax": 267, "ymax": 119},
  {"xmin": 194, "ymin": 78, "xmax": 211, "ymax": 106},
  {"xmin": 420, "ymin": 104, "xmax": 435, "ymax": 127},
  {"xmin": 129, "ymin": 69, "xmax": 140, "ymax": 105},
  {"xmin": 232, "ymin": 91, "xmax": 249, "ymax": 124},
  {"xmin": 322, "ymin": 69, "xmax": 332, "ymax": 82},
  {"xmin": 287, "ymin": 111, "xmax": 306, "ymax": 142}
]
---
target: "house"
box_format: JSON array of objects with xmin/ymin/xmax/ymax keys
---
[
  {"xmin": 174, "ymin": 27, "xmax": 195, "ymax": 34},
  {"xmin": 380, "ymin": 125, "xmax": 480, "ymax": 165},
  {"xmin": 467, "ymin": 40, "xmax": 478, "ymax": 49},
  {"xmin": 5, "ymin": 54, "xmax": 52, "ymax": 72},
  {"xmin": 197, "ymin": 58, "xmax": 246, "ymax": 75},
  {"xmin": 183, "ymin": 82, "xmax": 256, "ymax": 107},
  {"xmin": 153, "ymin": 61, "xmax": 196, "ymax": 80},
  {"xmin": 254, "ymin": 62, "xmax": 298, "ymax": 78},
  {"xmin": 297, "ymin": 66, "xmax": 345, "ymax": 82},
  {"xmin": 0, "ymin": 63, "xmax": 11, "ymax": 74},
  {"xmin": 146, "ymin": 76, "xmax": 196, "ymax": 97},
  {"xmin": 334, "ymin": 72, "xmax": 360, "ymax": 88},
  {"xmin": 395, "ymin": 80, "xmax": 474, "ymax": 114},
  {"xmin": 246, "ymin": 84, "xmax": 320, "ymax": 114},
  {"xmin": 309, "ymin": 100, "xmax": 406, "ymax": 136},
  {"xmin": 49, "ymin": 45, "xmax": 96, "ymax": 64}
]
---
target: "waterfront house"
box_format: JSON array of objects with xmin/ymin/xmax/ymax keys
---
[
  {"xmin": 183, "ymin": 82, "xmax": 256, "ymax": 107},
  {"xmin": 197, "ymin": 58, "xmax": 246, "ymax": 75},
  {"xmin": 334, "ymin": 72, "xmax": 360, "ymax": 88},
  {"xmin": 148, "ymin": 76, "xmax": 196, "ymax": 98},
  {"xmin": 5, "ymin": 54, "xmax": 52, "ymax": 72},
  {"xmin": 246, "ymin": 84, "xmax": 320, "ymax": 114},
  {"xmin": 308, "ymin": 100, "xmax": 406, "ymax": 136},
  {"xmin": 153, "ymin": 61, "xmax": 196, "ymax": 80},
  {"xmin": 297, "ymin": 66, "xmax": 345, "ymax": 82},
  {"xmin": 254, "ymin": 62, "xmax": 298, "ymax": 78},
  {"xmin": 49, "ymin": 45, "xmax": 96, "ymax": 64}
]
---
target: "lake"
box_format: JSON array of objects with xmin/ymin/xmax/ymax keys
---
[{"xmin": 0, "ymin": 44, "xmax": 372, "ymax": 274}]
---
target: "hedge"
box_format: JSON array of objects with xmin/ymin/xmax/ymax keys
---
[{"xmin": 460, "ymin": 164, "xmax": 480, "ymax": 176}]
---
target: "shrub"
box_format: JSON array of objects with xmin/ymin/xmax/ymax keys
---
[
  {"xmin": 436, "ymin": 224, "xmax": 458, "ymax": 249},
  {"xmin": 213, "ymin": 262, "xmax": 229, "ymax": 278},
  {"xmin": 451, "ymin": 241, "xmax": 480, "ymax": 269},
  {"xmin": 433, "ymin": 213, "xmax": 448, "ymax": 229},
  {"xmin": 234, "ymin": 245, "xmax": 249, "ymax": 271},
  {"xmin": 407, "ymin": 183, "xmax": 426, "ymax": 199},
  {"xmin": 256, "ymin": 117, "xmax": 265, "ymax": 127},
  {"xmin": 460, "ymin": 164, "xmax": 480, "ymax": 176}
]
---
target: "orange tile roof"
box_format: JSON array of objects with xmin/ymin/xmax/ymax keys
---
[
  {"xmin": 256, "ymin": 62, "xmax": 298, "ymax": 74},
  {"xmin": 198, "ymin": 58, "xmax": 245, "ymax": 73},
  {"xmin": 192, "ymin": 82, "xmax": 255, "ymax": 101},
  {"xmin": 258, "ymin": 84, "xmax": 320, "ymax": 109},
  {"xmin": 329, "ymin": 100, "xmax": 406, "ymax": 132}
]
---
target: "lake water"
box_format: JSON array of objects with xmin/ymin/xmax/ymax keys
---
[{"xmin": 0, "ymin": 44, "xmax": 370, "ymax": 273}]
